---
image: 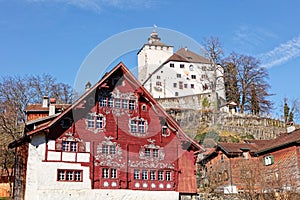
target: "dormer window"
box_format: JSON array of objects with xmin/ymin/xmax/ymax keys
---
[{"xmin": 263, "ymin": 155, "xmax": 274, "ymax": 166}]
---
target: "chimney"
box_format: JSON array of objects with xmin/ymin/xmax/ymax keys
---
[
  {"xmin": 42, "ymin": 96, "xmax": 49, "ymax": 108},
  {"xmin": 49, "ymin": 98, "xmax": 56, "ymax": 116}
]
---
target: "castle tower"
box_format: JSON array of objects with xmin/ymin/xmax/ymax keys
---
[{"xmin": 137, "ymin": 29, "xmax": 173, "ymax": 84}]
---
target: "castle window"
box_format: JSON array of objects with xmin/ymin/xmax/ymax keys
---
[
  {"xmin": 170, "ymin": 63, "xmax": 174, "ymax": 68},
  {"xmin": 179, "ymin": 81, "xmax": 183, "ymax": 89},
  {"xmin": 115, "ymin": 99, "xmax": 121, "ymax": 108}
]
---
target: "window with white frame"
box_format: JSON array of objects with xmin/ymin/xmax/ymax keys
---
[
  {"xmin": 115, "ymin": 98, "xmax": 121, "ymax": 108},
  {"xmin": 134, "ymin": 169, "xmax": 140, "ymax": 180},
  {"xmin": 150, "ymin": 171, "xmax": 156, "ymax": 180},
  {"xmin": 102, "ymin": 145, "xmax": 109, "ymax": 155},
  {"xmin": 138, "ymin": 121, "xmax": 145, "ymax": 133},
  {"xmin": 99, "ymin": 97, "xmax": 107, "ymax": 107},
  {"xmin": 129, "ymin": 100, "xmax": 135, "ymax": 110},
  {"xmin": 130, "ymin": 120, "xmax": 137, "ymax": 133},
  {"xmin": 86, "ymin": 114, "xmax": 105, "ymax": 130},
  {"xmin": 57, "ymin": 170, "xmax": 82, "ymax": 182},
  {"xmin": 130, "ymin": 119, "xmax": 147, "ymax": 134},
  {"xmin": 109, "ymin": 145, "xmax": 116, "ymax": 155},
  {"xmin": 96, "ymin": 116, "xmax": 103, "ymax": 129},
  {"xmin": 87, "ymin": 115, "xmax": 94, "ymax": 128},
  {"xmin": 158, "ymin": 171, "xmax": 164, "ymax": 180},
  {"xmin": 111, "ymin": 168, "xmax": 117, "ymax": 179},
  {"xmin": 62, "ymin": 141, "xmax": 77, "ymax": 152},
  {"xmin": 153, "ymin": 149, "xmax": 159, "ymax": 158},
  {"xmin": 108, "ymin": 97, "xmax": 114, "ymax": 107},
  {"xmin": 102, "ymin": 168, "xmax": 109, "ymax": 178},
  {"xmin": 145, "ymin": 148, "xmax": 151, "ymax": 157},
  {"xmin": 142, "ymin": 170, "xmax": 148, "ymax": 180},
  {"xmin": 122, "ymin": 99, "xmax": 128, "ymax": 109},
  {"xmin": 166, "ymin": 171, "xmax": 171, "ymax": 181}
]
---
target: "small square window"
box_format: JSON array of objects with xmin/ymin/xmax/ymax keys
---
[
  {"xmin": 191, "ymin": 84, "xmax": 194, "ymax": 89},
  {"xmin": 153, "ymin": 149, "xmax": 159, "ymax": 158},
  {"xmin": 175, "ymin": 92, "xmax": 179, "ymax": 96},
  {"xmin": 176, "ymin": 74, "xmax": 181, "ymax": 78},
  {"xmin": 184, "ymin": 84, "xmax": 188, "ymax": 88},
  {"xmin": 157, "ymin": 75, "xmax": 161, "ymax": 79},
  {"xmin": 158, "ymin": 171, "xmax": 164, "ymax": 180},
  {"xmin": 173, "ymin": 83, "xmax": 177, "ymax": 88},
  {"xmin": 180, "ymin": 64, "xmax": 184, "ymax": 68},
  {"xmin": 170, "ymin": 63, "xmax": 174, "ymax": 68},
  {"xmin": 191, "ymin": 75, "xmax": 196, "ymax": 79},
  {"xmin": 102, "ymin": 168, "xmax": 109, "ymax": 178}
]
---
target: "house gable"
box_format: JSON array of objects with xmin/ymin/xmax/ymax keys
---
[{"xmin": 12, "ymin": 62, "xmax": 203, "ymax": 198}]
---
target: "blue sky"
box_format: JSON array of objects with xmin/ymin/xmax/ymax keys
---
[{"xmin": 1, "ymin": 0, "xmax": 300, "ymax": 120}]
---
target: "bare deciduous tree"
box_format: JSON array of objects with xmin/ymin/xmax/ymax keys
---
[
  {"xmin": 224, "ymin": 53, "xmax": 272, "ymax": 114},
  {"xmin": 0, "ymin": 74, "xmax": 75, "ymax": 197}
]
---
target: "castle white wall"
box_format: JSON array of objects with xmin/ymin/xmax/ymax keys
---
[
  {"xmin": 138, "ymin": 44, "xmax": 173, "ymax": 83},
  {"xmin": 142, "ymin": 60, "xmax": 225, "ymax": 103}
]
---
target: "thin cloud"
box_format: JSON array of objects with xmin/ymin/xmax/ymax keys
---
[
  {"xmin": 260, "ymin": 35, "xmax": 300, "ymax": 68},
  {"xmin": 26, "ymin": 0, "xmax": 156, "ymax": 13},
  {"xmin": 234, "ymin": 25, "xmax": 278, "ymax": 49}
]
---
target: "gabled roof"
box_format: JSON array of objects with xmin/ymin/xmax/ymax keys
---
[
  {"xmin": 166, "ymin": 48, "xmax": 210, "ymax": 64},
  {"xmin": 9, "ymin": 62, "xmax": 204, "ymax": 152},
  {"xmin": 199, "ymin": 128, "xmax": 300, "ymax": 161},
  {"xmin": 25, "ymin": 104, "xmax": 70, "ymax": 112}
]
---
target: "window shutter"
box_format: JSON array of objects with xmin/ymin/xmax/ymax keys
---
[{"xmin": 270, "ymin": 155, "xmax": 274, "ymax": 164}]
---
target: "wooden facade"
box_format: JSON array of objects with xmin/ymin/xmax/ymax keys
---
[
  {"xmin": 10, "ymin": 63, "xmax": 203, "ymax": 198},
  {"xmin": 198, "ymin": 129, "xmax": 300, "ymax": 194}
]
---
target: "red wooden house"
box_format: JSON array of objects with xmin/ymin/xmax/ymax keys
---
[{"xmin": 10, "ymin": 63, "xmax": 203, "ymax": 200}]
